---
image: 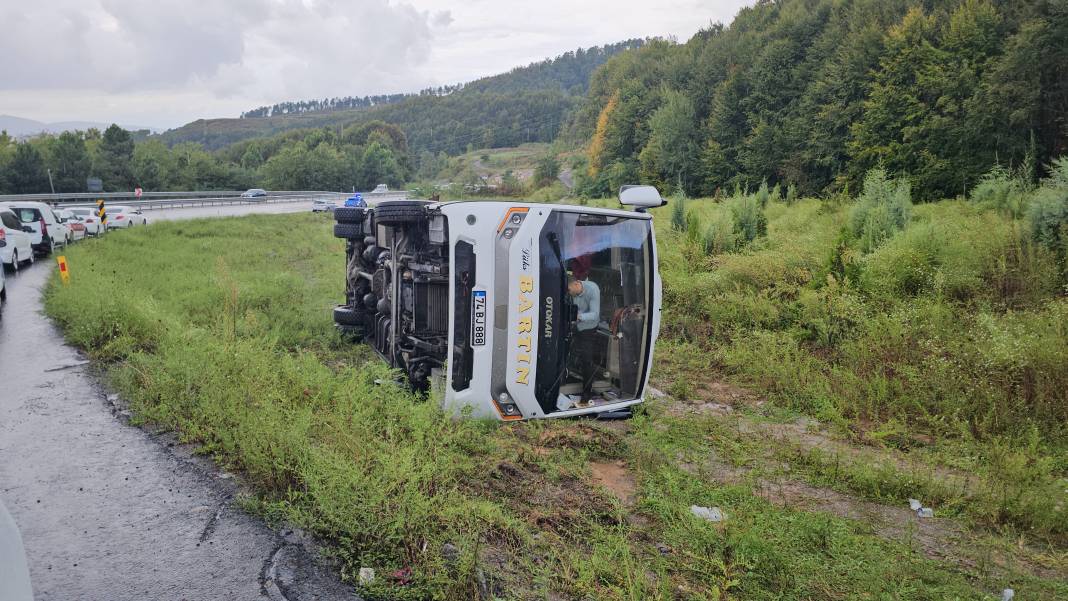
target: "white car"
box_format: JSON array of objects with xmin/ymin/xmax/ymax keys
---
[
  {"xmin": 106, "ymin": 206, "xmax": 148, "ymax": 229},
  {"xmin": 241, "ymin": 188, "xmax": 267, "ymax": 198},
  {"xmin": 0, "ymin": 208, "xmax": 35, "ymax": 271},
  {"xmin": 0, "ymin": 201, "xmax": 64, "ymax": 256},
  {"xmin": 372, "ymin": 184, "xmax": 389, "ymax": 193},
  {"xmin": 312, "ymin": 198, "xmax": 337, "ymax": 213},
  {"xmin": 67, "ymin": 207, "xmax": 104, "ymax": 236},
  {"xmin": 51, "ymin": 209, "xmax": 71, "ymax": 245},
  {"xmin": 56, "ymin": 209, "xmax": 85, "ymax": 242}
]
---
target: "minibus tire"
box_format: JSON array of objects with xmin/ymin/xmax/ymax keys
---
[
  {"xmin": 333, "ymin": 305, "xmax": 363, "ymax": 326},
  {"xmin": 373, "ymin": 201, "xmax": 426, "ymax": 226},
  {"xmin": 334, "ymin": 223, "xmax": 362, "ymax": 239},
  {"xmin": 333, "ymin": 207, "xmax": 364, "ymax": 224}
]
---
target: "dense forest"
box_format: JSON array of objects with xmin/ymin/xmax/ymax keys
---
[{"xmin": 570, "ymin": 0, "xmax": 1068, "ymax": 199}]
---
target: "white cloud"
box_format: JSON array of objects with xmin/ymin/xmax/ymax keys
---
[{"xmin": 0, "ymin": 0, "xmax": 754, "ymax": 128}]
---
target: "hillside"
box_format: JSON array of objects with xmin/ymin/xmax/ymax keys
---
[
  {"xmin": 158, "ymin": 39, "xmax": 643, "ymax": 151},
  {"xmin": 569, "ymin": 0, "xmax": 1068, "ymax": 200},
  {"xmin": 156, "ymin": 108, "xmax": 371, "ymax": 152}
]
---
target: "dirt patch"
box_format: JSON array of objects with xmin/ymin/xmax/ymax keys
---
[
  {"xmin": 653, "ymin": 377, "xmax": 1063, "ymax": 581},
  {"xmin": 753, "ymin": 477, "xmax": 963, "ymax": 560},
  {"xmin": 479, "ymin": 459, "xmax": 617, "ymax": 534},
  {"xmin": 751, "ymin": 476, "xmax": 1066, "ymax": 581},
  {"xmin": 535, "ymin": 423, "xmax": 624, "ymax": 456},
  {"xmin": 590, "ymin": 460, "xmax": 637, "ymax": 505},
  {"xmin": 661, "ymin": 380, "xmax": 761, "ymax": 417},
  {"xmin": 660, "ymin": 376, "xmax": 976, "ymax": 494},
  {"xmin": 747, "ymin": 418, "xmax": 977, "ymax": 495}
]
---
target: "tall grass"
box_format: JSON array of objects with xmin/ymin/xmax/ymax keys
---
[
  {"xmin": 650, "ymin": 176, "xmax": 1068, "ymax": 539},
  {"xmin": 42, "ymin": 212, "xmax": 1065, "ymax": 598}
]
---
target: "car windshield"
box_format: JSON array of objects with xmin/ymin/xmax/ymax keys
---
[
  {"xmin": 534, "ymin": 211, "xmax": 652, "ymax": 412},
  {"xmin": 71, "ymin": 209, "xmax": 90, "ymax": 216}
]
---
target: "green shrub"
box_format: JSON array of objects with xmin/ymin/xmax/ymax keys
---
[
  {"xmin": 526, "ymin": 181, "xmax": 570, "ymax": 202},
  {"xmin": 793, "ymin": 278, "xmax": 865, "ymax": 349},
  {"xmin": 671, "ymin": 196, "xmax": 686, "ymax": 231},
  {"xmin": 728, "ymin": 194, "xmax": 768, "ymax": 244},
  {"xmin": 1020, "ymin": 156, "xmax": 1068, "ymax": 281},
  {"xmin": 848, "ymin": 169, "xmax": 912, "ymax": 253},
  {"xmin": 1027, "ymin": 171, "xmax": 1068, "ymax": 279},
  {"xmin": 970, "ymin": 165, "xmax": 1028, "ymax": 218},
  {"xmin": 684, "ymin": 208, "xmax": 703, "ymax": 246},
  {"xmin": 701, "ymin": 211, "xmax": 738, "ymax": 256},
  {"xmin": 857, "ymin": 203, "xmax": 1059, "ymax": 303},
  {"xmin": 1044, "ymin": 155, "xmax": 1068, "ymax": 188},
  {"xmin": 785, "ymin": 183, "xmax": 798, "ymax": 205},
  {"xmin": 755, "ymin": 180, "xmax": 770, "ymax": 208}
]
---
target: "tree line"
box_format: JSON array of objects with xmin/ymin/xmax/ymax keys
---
[
  {"xmin": 0, "ymin": 125, "xmax": 141, "ymax": 194},
  {"xmin": 569, "ymin": 0, "xmax": 1068, "ymax": 200},
  {"xmin": 0, "ymin": 120, "xmax": 410, "ymax": 194},
  {"xmin": 240, "ymin": 93, "xmax": 412, "ymax": 119}
]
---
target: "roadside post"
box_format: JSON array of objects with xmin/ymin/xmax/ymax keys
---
[
  {"xmin": 97, "ymin": 199, "xmax": 107, "ymax": 232},
  {"xmin": 57, "ymin": 255, "xmax": 70, "ymax": 285}
]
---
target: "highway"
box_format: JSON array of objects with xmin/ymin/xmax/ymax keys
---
[
  {"xmin": 0, "ymin": 204, "xmax": 354, "ymax": 600},
  {"xmin": 146, "ymin": 197, "xmax": 319, "ymax": 221}
]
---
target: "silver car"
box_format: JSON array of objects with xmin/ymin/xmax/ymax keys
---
[{"xmin": 311, "ymin": 198, "xmax": 337, "ymax": 213}]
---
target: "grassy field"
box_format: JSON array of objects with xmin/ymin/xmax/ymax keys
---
[{"xmin": 44, "ymin": 200, "xmax": 1067, "ymax": 599}]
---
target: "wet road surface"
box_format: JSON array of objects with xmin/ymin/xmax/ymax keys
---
[
  {"xmin": 0, "ymin": 204, "xmax": 354, "ymax": 600},
  {"xmin": 146, "ymin": 199, "xmax": 316, "ymax": 222}
]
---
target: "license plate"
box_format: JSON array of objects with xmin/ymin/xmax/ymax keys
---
[{"xmin": 471, "ymin": 290, "xmax": 487, "ymax": 346}]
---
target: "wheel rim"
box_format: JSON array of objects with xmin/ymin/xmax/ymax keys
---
[{"xmin": 12, "ymin": 250, "xmax": 18, "ymax": 271}]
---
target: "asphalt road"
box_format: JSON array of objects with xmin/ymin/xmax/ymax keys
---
[
  {"xmin": 0, "ymin": 203, "xmax": 353, "ymax": 600},
  {"xmin": 146, "ymin": 198, "xmax": 317, "ymax": 222}
]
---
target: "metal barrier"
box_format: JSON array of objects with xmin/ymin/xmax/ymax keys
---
[
  {"xmin": 0, "ymin": 190, "xmax": 410, "ymax": 211},
  {"xmin": 0, "ymin": 192, "xmax": 407, "ymax": 208}
]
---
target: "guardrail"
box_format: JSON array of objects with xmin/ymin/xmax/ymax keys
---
[
  {"xmin": 108, "ymin": 194, "xmax": 341, "ymax": 211},
  {"xmin": 0, "ymin": 190, "xmax": 410, "ymax": 211},
  {"xmin": 0, "ymin": 189, "xmax": 410, "ymax": 204}
]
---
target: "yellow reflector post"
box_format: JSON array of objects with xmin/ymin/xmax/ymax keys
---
[{"xmin": 57, "ymin": 255, "xmax": 70, "ymax": 285}]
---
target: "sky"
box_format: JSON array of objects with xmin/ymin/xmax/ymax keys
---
[{"xmin": 0, "ymin": 0, "xmax": 754, "ymax": 130}]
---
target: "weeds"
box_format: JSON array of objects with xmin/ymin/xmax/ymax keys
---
[{"xmin": 42, "ymin": 205, "xmax": 1068, "ymax": 598}]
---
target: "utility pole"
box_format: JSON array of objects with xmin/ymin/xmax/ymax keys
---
[{"xmin": 46, "ymin": 168, "xmax": 56, "ymax": 194}]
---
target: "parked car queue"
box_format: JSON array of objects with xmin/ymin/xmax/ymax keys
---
[{"xmin": 0, "ymin": 202, "xmax": 150, "ymax": 319}]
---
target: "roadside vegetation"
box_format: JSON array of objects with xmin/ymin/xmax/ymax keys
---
[
  {"xmin": 25, "ymin": 1, "xmax": 1068, "ymax": 597},
  {"xmin": 44, "ymin": 162, "xmax": 1068, "ymax": 598}
]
